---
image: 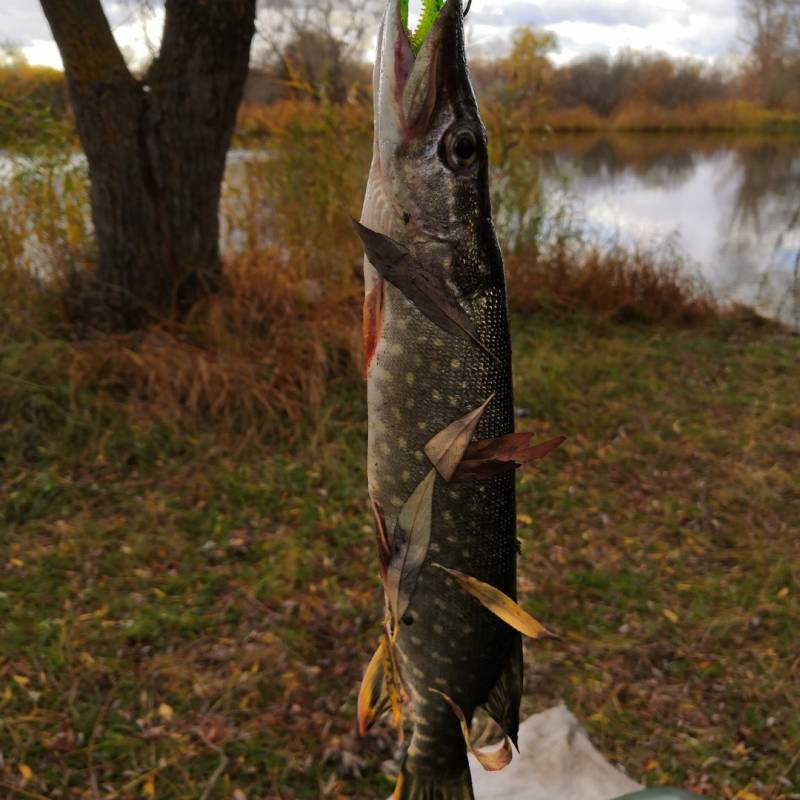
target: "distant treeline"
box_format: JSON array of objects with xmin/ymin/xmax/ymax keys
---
[{"xmin": 3, "ymin": 0, "xmax": 800, "ymax": 146}]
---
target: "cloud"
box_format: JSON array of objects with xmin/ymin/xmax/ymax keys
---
[{"xmin": 11, "ymin": 0, "xmax": 741, "ymax": 69}]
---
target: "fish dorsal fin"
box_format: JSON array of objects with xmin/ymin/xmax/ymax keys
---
[
  {"xmin": 480, "ymin": 632, "xmax": 522, "ymax": 749},
  {"xmin": 430, "ymin": 688, "xmax": 513, "ymax": 771}
]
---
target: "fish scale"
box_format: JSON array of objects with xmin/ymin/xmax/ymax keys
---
[{"xmin": 354, "ymin": 1, "xmax": 561, "ymax": 796}]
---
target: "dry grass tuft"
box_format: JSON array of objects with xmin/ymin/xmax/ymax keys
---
[
  {"xmin": 507, "ymin": 244, "xmax": 719, "ymax": 323},
  {"xmin": 4, "ymin": 251, "xmax": 361, "ymax": 438}
]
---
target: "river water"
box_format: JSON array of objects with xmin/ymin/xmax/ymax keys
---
[
  {"xmin": 534, "ymin": 134, "xmax": 800, "ymax": 326},
  {"xmin": 4, "ymin": 134, "xmax": 799, "ymax": 325}
]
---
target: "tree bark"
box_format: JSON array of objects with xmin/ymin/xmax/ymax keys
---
[{"xmin": 40, "ymin": 0, "xmax": 256, "ymax": 327}]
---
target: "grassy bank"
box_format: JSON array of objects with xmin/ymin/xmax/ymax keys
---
[{"xmin": 2, "ymin": 310, "xmax": 799, "ymax": 799}]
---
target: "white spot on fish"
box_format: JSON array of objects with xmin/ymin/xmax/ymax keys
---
[
  {"xmin": 434, "ymin": 676, "xmax": 447, "ymax": 686},
  {"xmin": 462, "ymin": 550, "xmax": 471, "ymax": 559},
  {"xmin": 389, "ymin": 342, "xmax": 403, "ymax": 355},
  {"xmin": 398, "ymin": 436, "xmax": 407, "ymax": 450},
  {"xmin": 442, "ymin": 510, "xmax": 452, "ymax": 521},
  {"xmin": 405, "ymin": 397, "xmax": 415, "ymax": 409},
  {"xmin": 433, "ymin": 337, "xmax": 444, "ymax": 347},
  {"xmin": 401, "ymin": 470, "xmax": 411, "ymax": 482},
  {"xmin": 379, "ymin": 441, "xmax": 391, "ymax": 455},
  {"xmin": 429, "ymin": 542, "xmax": 440, "ymax": 553},
  {"xmin": 411, "ymin": 635, "xmax": 422, "ymax": 646},
  {"xmin": 417, "ymin": 421, "xmax": 428, "ymax": 431},
  {"xmin": 450, "ymin": 358, "xmax": 461, "ymax": 369},
  {"xmin": 392, "ymin": 407, "xmax": 401, "ymax": 421},
  {"xmin": 390, "ymin": 496, "xmax": 403, "ymax": 508},
  {"xmin": 414, "ymin": 450, "xmax": 424, "ymax": 461},
  {"xmin": 433, "ymin": 623, "xmax": 444, "ymax": 634},
  {"xmin": 432, "ymin": 389, "xmax": 442, "ymax": 401},
  {"xmin": 446, "ymin": 534, "xmax": 458, "ymax": 544},
  {"xmin": 448, "ymin": 396, "xmax": 458, "ymax": 406},
  {"xmin": 405, "ymin": 372, "xmax": 415, "ymax": 386}
]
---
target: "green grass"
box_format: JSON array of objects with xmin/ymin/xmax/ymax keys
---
[{"xmin": 1, "ymin": 314, "xmax": 799, "ymax": 799}]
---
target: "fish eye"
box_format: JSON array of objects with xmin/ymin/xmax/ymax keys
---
[{"xmin": 443, "ymin": 127, "xmax": 479, "ymax": 171}]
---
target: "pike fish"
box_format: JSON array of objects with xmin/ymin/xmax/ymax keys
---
[{"xmin": 353, "ymin": 1, "xmax": 563, "ymax": 797}]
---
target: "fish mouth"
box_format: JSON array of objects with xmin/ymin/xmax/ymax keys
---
[{"xmin": 375, "ymin": 0, "xmax": 472, "ymax": 142}]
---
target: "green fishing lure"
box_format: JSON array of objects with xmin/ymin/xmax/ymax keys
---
[{"xmin": 400, "ymin": 0, "xmax": 446, "ymax": 53}]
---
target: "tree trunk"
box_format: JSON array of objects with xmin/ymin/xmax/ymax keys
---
[{"xmin": 40, "ymin": 0, "xmax": 256, "ymax": 327}]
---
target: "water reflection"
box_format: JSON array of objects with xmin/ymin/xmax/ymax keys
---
[{"xmin": 532, "ymin": 134, "xmax": 800, "ymax": 325}]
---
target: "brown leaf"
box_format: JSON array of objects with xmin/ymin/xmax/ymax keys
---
[
  {"xmin": 433, "ymin": 563, "xmax": 559, "ymax": 641},
  {"xmin": 429, "ymin": 689, "xmax": 513, "ymax": 771},
  {"xmin": 386, "ymin": 469, "xmax": 437, "ymax": 622},
  {"xmin": 362, "ymin": 278, "xmax": 384, "ymax": 376},
  {"xmin": 424, "ymin": 394, "xmax": 495, "ymax": 481},
  {"xmin": 453, "ymin": 434, "xmax": 566, "ymax": 481},
  {"xmin": 371, "ymin": 495, "xmax": 391, "ymax": 582},
  {"xmin": 351, "ymin": 220, "xmax": 499, "ymax": 364}
]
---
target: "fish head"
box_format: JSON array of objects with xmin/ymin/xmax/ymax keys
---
[{"xmin": 369, "ymin": 0, "xmax": 496, "ymax": 287}]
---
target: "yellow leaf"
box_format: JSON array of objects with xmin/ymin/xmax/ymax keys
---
[
  {"xmin": 19, "ymin": 764, "xmax": 33, "ymax": 781},
  {"xmin": 777, "ymin": 586, "xmax": 789, "ymax": 599},
  {"xmin": 157, "ymin": 702, "xmax": 174, "ymax": 721},
  {"xmin": 424, "ymin": 395, "xmax": 494, "ymax": 481},
  {"xmin": 143, "ymin": 777, "xmax": 155, "ymax": 797},
  {"xmin": 433, "ymin": 563, "xmax": 558, "ymax": 640},
  {"xmin": 430, "ymin": 688, "xmax": 512, "ymax": 771},
  {"xmin": 13, "ymin": 674, "xmax": 30, "ymax": 686},
  {"xmin": 676, "ymin": 582, "xmax": 691, "ymax": 591},
  {"xmin": 662, "ymin": 609, "xmax": 679, "ymax": 624},
  {"xmin": 80, "ymin": 651, "xmax": 95, "ymax": 666},
  {"xmin": 10, "ymin": 558, "xmax": 23, "ymax": 567},
  {"xmin": 735, "ymin": 791, "xmax": 762, "ymax": 800},
  {"xmin": 2, "ymin": 686, "xmax": 12, "ymax": 701},
  {"xmin": 516, "ymin": 513, "xmax": 533, "ymax": 525}
]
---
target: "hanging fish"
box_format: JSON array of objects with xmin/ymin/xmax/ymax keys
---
[{"xmin": 353, "ymin": 1, "xmax": 563, "ymax": 797}]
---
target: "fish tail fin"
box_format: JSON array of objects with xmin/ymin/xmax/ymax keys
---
[{"xmin": 393, "ymin": 756, "xmax": 474, "ymax": 800}]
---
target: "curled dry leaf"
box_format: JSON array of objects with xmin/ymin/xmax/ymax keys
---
[
  {"xmin": 386, "ymin": 469, "xmax": 437, "ymax": 622},
  {"xmin": 433, "ymin": 563, "xmax": 559, "ymax": 641},
  {"xmin": 424, "ymin": 394, "xmax": 495, "ymax": 481},
  {"xmin": 429, "ymin": 688, "xmax": 513, "ymax": 771},
  {"xmin": 352, "ymin": 220, "xmax": 498, "ymax": 364},
  {"xmin": 453, "ymin": 433, "xmax": 566, "ymax": 481}
]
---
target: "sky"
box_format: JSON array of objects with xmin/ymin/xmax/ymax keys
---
[{"xmin": 6, "ymin": 0, "xmax": 744, "ymax": 71}]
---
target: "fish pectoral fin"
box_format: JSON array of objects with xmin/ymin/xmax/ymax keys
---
[
  {"xmin": 432, "ymin": 563, "xmax": 560, "ymax": 641},
  {"xmin": 358, "ymin": 633, "xmax": 405, "ymax": 736},
  {"xmin": 350, "ymin": 219, "xmax": 499, "ymax": 365},
  {"xmin": 357, "ymin": 637, "xmax": 391, "ymax": 736},
  {"xmin": 480, "ymin": 633, "xmax": 522, "ymax": 750},
  {"xmin": 429, "ymin": 688, "xmax": 513, "ymax": 772}
]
